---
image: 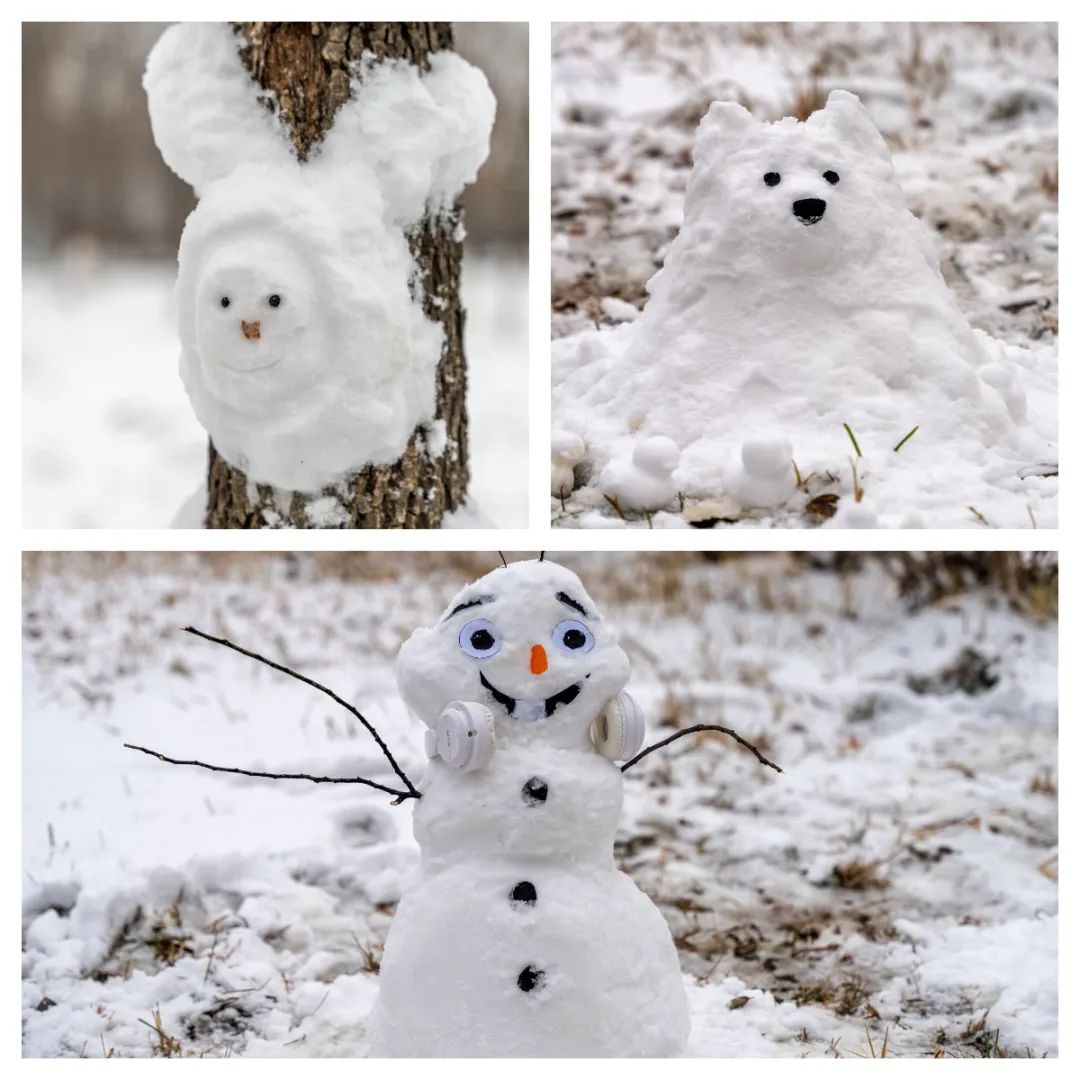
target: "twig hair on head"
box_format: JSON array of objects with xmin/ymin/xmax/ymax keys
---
[{"xmin": 497, "ymin": 551, "xmax": 508, "ymax": 568}]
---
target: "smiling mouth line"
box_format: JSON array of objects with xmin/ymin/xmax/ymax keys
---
[
  {"xmin": 479, "ymin": 670, "xmax": 583, "ymax": 720},
  {"xmin": 218, "ymin": 355, "xmax": 285, "ymax": 374}
]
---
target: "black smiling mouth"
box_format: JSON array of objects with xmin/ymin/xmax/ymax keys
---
[{"xmin": 479, "ymin": 670, "xmax": 585, "ymax": 719}]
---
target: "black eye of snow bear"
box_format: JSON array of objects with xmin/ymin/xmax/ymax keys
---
[
  {"xmin": 459, "ymin": 618, "xmax": 501, "ymax": 659},
  {"xmin": 220, "ymin": 296, "xmax": 231, "ymax": 309},
  {"xmin": 268, "ymin": 294, "xmax": 282, "ymax": 308},
  {"xmin": 823, "ymin": 170, "xmax": 840, "ymax": 185},
  {"xmin": 552, "ymin": 619, "xmax": 595, "ymax": 656},
  {"xmin": 763, "ymin": 172, "xmax": 781, "ymax": 187}
]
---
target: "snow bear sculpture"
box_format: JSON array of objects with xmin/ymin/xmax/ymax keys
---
[
  {"xmin": 145, "ymin": 23, "xmax": 494, "ymax": 492},
  {"xmin": 368, "ymin": 559, "xmax": 691, "ymax": 1057},
  {"xmin": 552, "ymin": 89, "xmax": 1052, "ymax": 524}
]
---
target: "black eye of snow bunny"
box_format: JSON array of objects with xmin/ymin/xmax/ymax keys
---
[
  {"xmin": 220, "ymin": 296, "xmax": 231, "ymax": 309},
  {"xmin": 268, "ymin": 294, "xmax": 282, "ymax": 308},
  {"xmin": 552, "ymin": 619, "xmax": 595, "ymax": 656},
  {"xmin": 459, "ymin": 618, "xmax": 501, "ymax": 659},
  {"xmin": 763, "ymin": 172, "xmax": 781, "ymax": 187},
  {"xmin": 823, "ymin": 170, "xmax": 840, "ymax": 185}
]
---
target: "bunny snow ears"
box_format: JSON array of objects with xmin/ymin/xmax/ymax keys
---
[{"xmin": 145, "ymin": 23, "xmax": 495, "ymax": 493}]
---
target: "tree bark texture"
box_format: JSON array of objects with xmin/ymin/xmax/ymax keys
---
[{"xmin": 204, "ymin": 22, "xmax": 468, "ymax": 529}]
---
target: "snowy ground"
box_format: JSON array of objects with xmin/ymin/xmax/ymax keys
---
[
  {"xmin": 23, "ymin": 553, "xmax": 1057, "ymax": 1058},
  {"xmin": 22, "ymin": 250, "xmax": 528, "ymax": 529},
  {"xmin": 550, "ymin": 23, "xmax": 1058, "ymax": 528}
]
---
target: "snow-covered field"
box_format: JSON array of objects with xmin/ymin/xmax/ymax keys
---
[
  {"xmin": 551, "ymin": 23, "xmax": 1058, "ymax": 528},
  {"xmin": 22, "ymin": 251, "xmax": 528, "ymax": 529},
  {"xmin": 23, "ymin": 552, "xmax": 1058, "ymax": 1057}
]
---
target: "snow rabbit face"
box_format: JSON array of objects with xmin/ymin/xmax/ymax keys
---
[
  {"xmin": 683, "ymin": 90, "xmax": 899, "ymax": 271},
  {"xmin": 396, "ymin": 561, "xmax": 631, "ymax": 751},
  {"xmin": 193, "ymin": 233, "xmax": 320, "ymax": 393}
]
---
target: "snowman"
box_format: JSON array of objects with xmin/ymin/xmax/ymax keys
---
[
  {"xmin": 367, "ymin": 557, "xmax": 692, "ymax": 1057},
  {"xmin": 128, "ymin": 558, "xmax": 779, "ymax": 1055}
]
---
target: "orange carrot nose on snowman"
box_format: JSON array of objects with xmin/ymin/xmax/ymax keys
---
[
  {"xmin": 241, "ymin": 319, "xmax": 261, "ymax": 341},
  {"xmin": 530, "ymin": 644, "xmax": 548, "ymax": 675}
]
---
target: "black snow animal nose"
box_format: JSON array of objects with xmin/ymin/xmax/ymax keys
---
[{"xmin": 793, "ymin": 198, "xmax": 827, "ymax": 225}]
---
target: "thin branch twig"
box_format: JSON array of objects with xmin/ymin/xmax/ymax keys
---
[
  {"xmin": 621, "ymin": 724, "xmax": 783, "ymax": 774},
  {"xmin": 123, "ymin": 743, "xmax": 416, "ymax": 801},
  {"xmin": 182, "ymin": 626, "xmax": 419, "ymax": 797}
]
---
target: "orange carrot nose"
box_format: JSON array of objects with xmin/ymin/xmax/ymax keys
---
[
  {"xmin": 241, "ymin": 320, "xmax": 261, "ymax": 341},
  {"xmin": 530, "ymin": 644, "xmax": 548, "ymax": 675}
]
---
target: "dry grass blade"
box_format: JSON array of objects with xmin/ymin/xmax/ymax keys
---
[{"xmin": 843, "ymin": 422, "xmax": 862, "ymax": 457}]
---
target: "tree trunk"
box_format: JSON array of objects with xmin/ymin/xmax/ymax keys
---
[{"xmin": 204, "ymin": 22, "xmax": 469, "ymax": 529}]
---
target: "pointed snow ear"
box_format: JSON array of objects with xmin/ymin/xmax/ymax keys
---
[
  {"xmin": 693, "ymin": 100, "xmax": 755, "ymax": 167},
  {"xmin": 808, "ymin": 89, "xmax": 891, "ymax": 164},
  {"xmin": 315, "ymin": 51, "xmax": 495, "ymax": 228},
  {"xmin": 144, "ymin": 22, "xmax": 294, "ymax": 193}
]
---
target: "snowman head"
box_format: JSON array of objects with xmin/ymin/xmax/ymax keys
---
[
  {"xmin": 396, "ymin": 560, "xmax": 631, "ymax": 752},
  {"xmin": 683, "ymin": 90, "xmax": 899, "ymax": 273}
]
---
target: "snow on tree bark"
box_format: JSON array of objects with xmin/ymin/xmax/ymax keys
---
[{"xmin": 205, "ymin": 22, "xmax": 469, "ymax": 529}]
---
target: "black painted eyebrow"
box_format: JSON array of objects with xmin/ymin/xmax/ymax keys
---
[
  {"xmin": 556, "ymin": 591, "xmax": 589, "ymax": 618},
  {"xmin": 445, "ymin": 596, "xmax": 492, "ymax": 620}
]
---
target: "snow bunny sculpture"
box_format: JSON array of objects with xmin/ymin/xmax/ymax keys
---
[
  {"xmin": 557, "ymin": 90, "xmax": 1040, "ymax": 515},
  {"xmin": 368, "ymin": 558, "xmax": 691, "ymax": 1057},
  {"xmin": 144, "ymin": 23, "xmax": 494, "ymax": 492}
]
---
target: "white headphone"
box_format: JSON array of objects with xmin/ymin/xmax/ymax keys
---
[
  {"xmin": 425, "ymin": 701, "xmax": 496, "ymax": 772},
  {"xmin": 427, "ymin": 693, "xmax": 646, "ymax": 771},
  {"xmin": 589, "ymin": 692, "xmax": 646, "ymax": 763}
]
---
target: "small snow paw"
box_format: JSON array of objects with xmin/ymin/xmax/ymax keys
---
[
  {"xmin": 551, "ymin": 430, "xmax": 586, "ymax": 498},
  {"xmin": 599, "ymin": 436, "xmax": 681, "ymax": 513},
  {"xmin": 723, "ymin": 434, "xmax": 795, "ymax": 509}
]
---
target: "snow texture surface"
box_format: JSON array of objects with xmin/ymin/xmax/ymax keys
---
[
  {"xmin": 146, "ymin": 23, "xmax": 494, "ymax": 491},
  {"xmin": 551, "ymin": 24, "xmax": 1058, "ymax": 529},
  {"xmin": 22, "ymin": 553, "xmax": 1057, "ymax": 1057},
  {"xmin": 371, "ymin": 561, "xmax": 689, "ymax": 1055}
]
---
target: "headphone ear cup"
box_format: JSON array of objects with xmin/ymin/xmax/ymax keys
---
[
  {"xmin": 591, "ymin": 692, "xmax": 646, "ymax": 762},
  {"xmin": 434, "ymin": 701, "xmax": 495, "ymax": 771}
]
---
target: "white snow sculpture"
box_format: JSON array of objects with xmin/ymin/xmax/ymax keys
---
[
  {"xmin": 723, "ymin": 434, "xmax": 794, "ymax": 510},
  {"xmin": 369, "ymin": 558, "xmax": 691, "ymax": 1057},
  {"xmin": 551, "ymin": 430, "xmax": 585, "ymax": 498},
  {"xmin": 552, "ymin": 90, "xmax": 1052, "ymax": 519},
  {"xmin": 145, "ymin": 23, "xmax": 494, "ymax": 492},
  {"xmin": 599, "ymin": 435, "xmax": 681, "ymax": 512}
]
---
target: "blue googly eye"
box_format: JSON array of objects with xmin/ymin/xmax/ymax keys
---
[
  {"xmin": 551, "ymin": 619, "xmax": 595, "ymax": 656},
  {"xmin": 459, "ymin": 619, "xmax": 501, "ymax": 659}
]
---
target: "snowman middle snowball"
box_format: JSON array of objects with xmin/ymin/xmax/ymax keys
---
[{"xmin": 368, "ymin": 559, "xmax": 691, "ymax": 1057}]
